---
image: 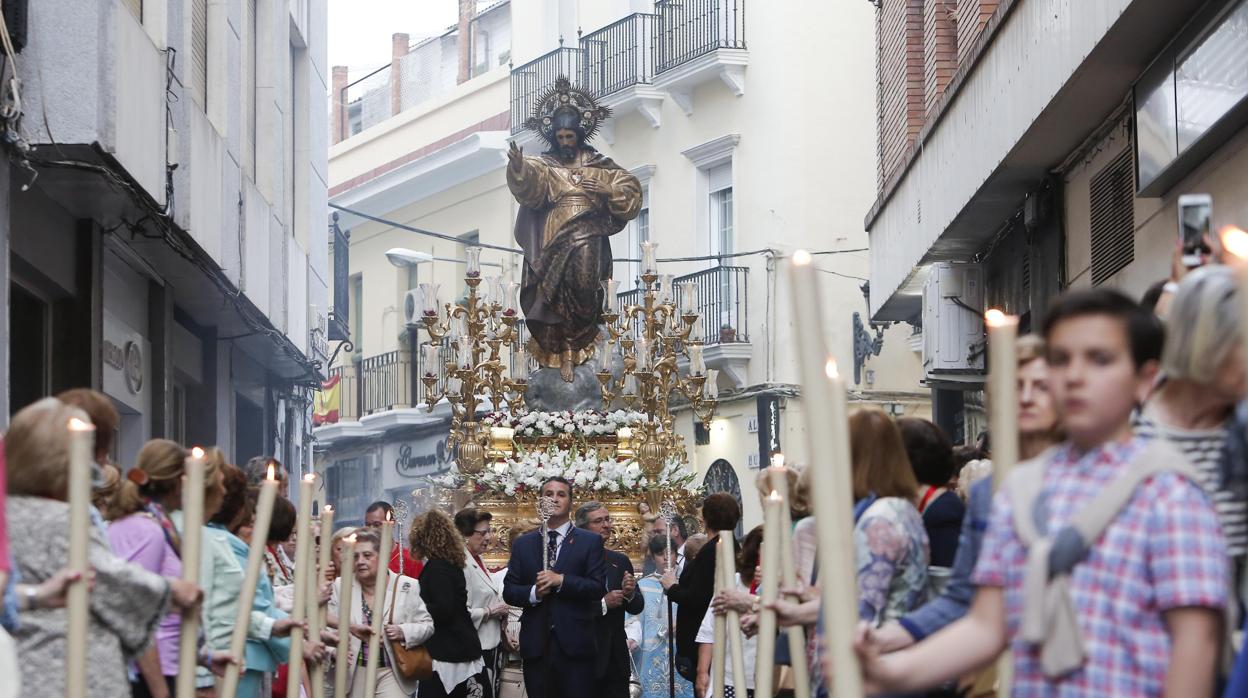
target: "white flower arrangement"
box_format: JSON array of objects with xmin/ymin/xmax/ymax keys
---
[
  {"xmin": 481, "ymin": 409, "xmax": 650, "ymax": 439},
  {"xmin": 430, "ymin": 444, "xmax": 698, "ymax": 497}
]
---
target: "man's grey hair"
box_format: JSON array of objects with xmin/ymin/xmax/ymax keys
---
[
  {"xmin": 574, "ymin": 501, "xmax": 606, "ymax": 528},
  {"xmin": 1162, "ymin": 265, "xmax": 1242, "ymax": 384}
]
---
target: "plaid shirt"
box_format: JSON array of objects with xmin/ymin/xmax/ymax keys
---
[{"xmin": 972, "ymin": 436, "xmax": 1228, "ymax": 697}]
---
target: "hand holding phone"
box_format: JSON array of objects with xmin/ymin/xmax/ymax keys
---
[{"xmin": 1178, "ymin": 193, "xmax": 1212, "ymax": 268}]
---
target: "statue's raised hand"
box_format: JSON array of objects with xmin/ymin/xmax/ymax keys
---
[{"xmin": 508, "ymin": 141, "xmax": 524, "ymax": 173}]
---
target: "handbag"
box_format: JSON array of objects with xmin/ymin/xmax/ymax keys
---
[{"xmin": 385, "ymin": 576, "xmax": 435, "ymax": 681}]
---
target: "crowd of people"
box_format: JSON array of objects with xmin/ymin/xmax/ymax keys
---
[{"xmin": 7, "ymin": 258, "xmax": 1248, "ymax": 698}]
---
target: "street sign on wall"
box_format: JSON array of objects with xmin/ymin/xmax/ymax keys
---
[{"xmin": 756, "ymin": 393, "xmax": 781, "ymax": 468}]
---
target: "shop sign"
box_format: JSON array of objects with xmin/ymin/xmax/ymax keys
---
[
  {"xmin": 381, "ymin": 434, "xmax": 451, "ymax": 487},
  {"xmin": 102, "ymin": 311, "xmax": 149, "ymax": 413}
]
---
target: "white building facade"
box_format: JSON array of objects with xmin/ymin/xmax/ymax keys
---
[
  {"xmin": 321, "ymin": 0, "xmax": 926, "ymax": 528},
  {"xmin": 3, "ymin": 0, "xmax": 329, "ymax": 471}
]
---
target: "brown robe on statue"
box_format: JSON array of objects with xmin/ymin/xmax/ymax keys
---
[{"xmin": 508, "ymin": 147, "xmax": 642, "ymax": 364}]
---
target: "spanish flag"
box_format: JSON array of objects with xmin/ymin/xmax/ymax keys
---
[{"xmin": 313, "ymin": 375, "xmax": 341, "ymax": 425}]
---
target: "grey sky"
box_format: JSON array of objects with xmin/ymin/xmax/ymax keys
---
[{"xmin": 328, "ymin": 0, "xmax": 459, "ymax": 78}]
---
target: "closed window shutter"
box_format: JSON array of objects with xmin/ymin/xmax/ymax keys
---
[
  {"xmin": 122, "ymin": 0, "xmax": 142, "ymax": 22},
  {"xmin": 191, "ymin": 0, "xmax": 208, "ymax": 109},
  {"xmin": 1089, "ymin": 149, "xmax": 1135, "ymax": 286}
]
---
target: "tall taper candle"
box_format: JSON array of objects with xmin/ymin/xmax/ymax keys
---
[
  {"xmin": 220, "ymin": 466, "xmax": 280, "ymax": 698},
  {"xmin": 363, "ymin": 518, "xmax": 394, "ymax": 696},
  {"xmin": 66, "ymin": 418, "xmax": 95, "ymax": 698},
  {"xmin": 788, "ymin": 250, "xmax": 862, "ymax": 696},
  {"xmin": 754, "ymin": 490, "xmax": 783, "ymax": 695},
  {"xmin": 176, "ymin": 447, "xmax": 206, "ymax": 698},
  {"xmin": 333, "ymin": 534, "xmax": 357, "ymax": 698},
  {"xmin": 768, "ymin": 459, "xmax": 811, "ymax": 698},
  {"xmin": 310, "ymin": 505, "xmax": 334, "ymax": 698},
  {"xmin": 718, "ymin": 535, "xmax": 748, "ymax": 697},
  {"xmin": 1222, "ymin": 228, "xmax": 1248, "ymax": 389},
  {"xmin": 985, "ymin": 309, "xmax": 1020, "ymax": 490},
  {"xmin": 711, "ymin": 535, "xmax": 727, "ymax": 698},
  {"xmin": 286, "ymin": 475, "xmax": 316, "ymax": 697}
]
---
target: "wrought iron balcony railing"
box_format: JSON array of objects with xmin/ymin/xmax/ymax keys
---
[
  {"xmin": 582, "ymin": 13, "xmax": 659, "ymax": 98},
  {"xmin": 655, "ymin": 0, "xmax": 746, "ymax": 74},
  {"xmin": 613, "ymin": 265, "xmax": 749, "ymax": 345},
  {"xmin": 510, "ymin": 47, "xmax": 584, "ymax": 136}
]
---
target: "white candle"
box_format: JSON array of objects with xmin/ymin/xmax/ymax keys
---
[
  {"xmin": 690, "ymin": 317, "xmax": 705, "ymax": 342},
  {"xmin": 512, "ymin": 348, "xmax": 530, "ymax": 381},
  {"xmin": 986, "ymin": 309, "xmax": 1020, "ymax": 490},
  {"xmin": 363, "ymin": 520, "xmax": 394, "ymax": 696},
  {"xmin": 309, "ymin": 505, "xmax": 334, "ymax": 698},
  {"xmin": 714, "ymin": 535, "xmax": 748, "ymax": 697},
  {"xmin": 66, "ymin": 418, "xmax": 95, "ymax": 698},
  {"xmin": 423, "ymin": 344, "xmax": 441, "ymax": 378},
  {"xmin": 704, "ymin": 369, "xmax": 719, "ymax": 400},
  {"xmin": 636, "ymin": 338, "xmax": 651, "ymax": 371},
  {"xmin": 641, "ymin": 241, "xmax": 658, "ymax": 275},
  {"xmin": 769, "ymin": 460, "xmax": 811, "ymax": 697},
  {"xmin": 1223, "ymin": 227, "xmax": 1248, "ymax": 392},
  {"xmin": 788, "ymin": 250, "xmax": 862, "ymax": 697},
  {"xmin": 688, "ymin": 344, "xmax": 705, "ymax": 375},
  {"xmin": 465, "ymin": 246, "xmax": 482, "ymax": 277},
  {"xmin": 285, "ymin": 475, "xmax": 316, "ymax": 697},
  {"xmin": 711, "ymin": 535, "xmax": 727, "ymax": 698},
  {"xmin": 754, "ymin": 490, "xmax": 783, "ymax": 694},
  {"xmin": 458, "ymin": 336, "xmax": 474, "ymax": 369},
  {"xmin": 333, "ymin": 534, "xmax": 357, "ymax": 698},
  {"xmin": 602, "ymin": 278, "xmax": 619, "ymax": 312},
  {"xmin": 176, "ymin": 447, "xmax": 206, "ymax": 698},
  {"xmin": 221, "ymin": 467, "xmax": 280, "ymax": 698}
]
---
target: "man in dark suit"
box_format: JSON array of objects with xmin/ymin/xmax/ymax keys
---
[
  {"xmin": 660, "ymin": 492, "xmax": 740, "ymax": 685},
  {"xmin": 503, "ymin": 476, "xmax": 606, "ymax": 698},
  {"xmin": 575, "ymin": 501, "xmax": 645, "ymax": 698}
]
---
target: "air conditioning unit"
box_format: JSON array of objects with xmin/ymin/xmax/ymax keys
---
[
  {"xmin": 922, "ymin": 263, "xmax": 985, "ymax": 382},
  {"xmin": 403, "ymin": 289, "xmax": 421, "ymax": 326}
]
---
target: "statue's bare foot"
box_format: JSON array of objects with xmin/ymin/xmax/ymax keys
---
[{"xmin": 560, "ymin": 349, "xmax": 574, "ymax": 383}]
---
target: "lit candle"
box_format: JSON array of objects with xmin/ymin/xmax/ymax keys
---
[
  {"xmin": 688, "ymin": 344, "xmax": 705, "ymax": 375},
  {"xmin": 309, "ymin": 504, "xmax": 334, "ymax": 698},
  {"xmin": 986, "ymin": 309, "xmax": 1019, "ymax": 490},
  {"xmin": 66, "ymin": 418, "xmax": 95, "ymax": 698},
  {"xmin": 704, "ymin": 369, "xmax": 719, "ymax": 400},
  {"xmin": 768, "ymin": 458, "xmax": 810, "ymax": 697},
  {"xmin": 680, "ymin": 282, "xmax": 697, "ymax": 315},
  {"xmin": 221, "ymin": 465, "xmax": 280, "ymax": 698},
  {"xmin": 423, "ymin": 344, "xmax": 441, "ymax": 378},
  {"xmin": 363, "ymin": 518, "xmax": 394, "ymax": 696},
  {"xmin": 602, "ymin": 278, "xmax": 619, "ymax": 312},
  {"xmin": 465, "ymin": 246, "xmax": 482, "ymax": 277},
  {"xmin": 711, "ymin": 535, "xmax": 727, "ymax": 698},
  {"xmin": 512, "ymin": 348, "xmax": 530, "ymax": 382},
  {"xmin": 1222, "ymin": 227, "xmax": 1248, "ymax": 374},
  {"xmin": 787, "ymin": 249, "xmax": 862, "ymax": 697},
  {"xmin": 641, "ymin": 241, "xmax": 658, "ymax": 275},
  {"xmin": 285, "ymin": 474, "xmax": 316, "ymax": 697},
  {"xmin": 505, "ymin": 282, "xmax": 521, "ymax": 313},
  {"xmin": 713, "ymin": 535, "xmax": 748, "ymax": 697},
  {"xmin": 755, "ymin": 490, "xmax": 783, "ymax": 695},
  {"xmin": 333, "ymin": 534, "xmax": 357, "ymax": 698},
  {"xmin": 176, "ymin": 447, "xmax": 206, "ymax": 698},
  {"xmin": 419, "ymin": 282, "xmax": 440, "ymax": 317}
]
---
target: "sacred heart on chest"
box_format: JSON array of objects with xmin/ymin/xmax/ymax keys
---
[{"xmin": 570, "ymin": 171, "xmax": 584, "ymax": 186}]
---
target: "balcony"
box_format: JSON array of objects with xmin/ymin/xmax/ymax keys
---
[{"xmin": 509, "ymin": 1, "xmax": 747, "ymax": 137}]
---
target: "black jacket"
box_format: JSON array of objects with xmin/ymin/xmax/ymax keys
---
[
  {"xmin": 665, "ymin": 533, "xmax": 736, "ymax": 666},
  {"xmin": 419, "ymin": 558, "xmax": 483, "ymax": 662},
  {"xmin": 595, "ymin": 549, "xmax": 645, "ymax": 680}
]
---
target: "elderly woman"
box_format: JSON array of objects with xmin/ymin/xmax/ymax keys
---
[
  {"xmin": 329, "ymin": 528, "xmax": 432, "ymax": 697},
  {"xmin": 1137, "ymin": 264, "xmax": 1248, "ymax": 600},
  {"xmin": 410, "ymin": 510, "xmax": 487, "ymax": 698},
  {"xmin": 5, "ymin": 398, "xmax": 202, "ymax": 698}
]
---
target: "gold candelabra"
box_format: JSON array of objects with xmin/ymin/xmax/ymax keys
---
[
  {"xmin": 596, "ymin": 242, "xmax": 719, "ymax": 479},
  {"xmin": 416, "ymin": 247, "xmax": 529, "ymax": 483}
]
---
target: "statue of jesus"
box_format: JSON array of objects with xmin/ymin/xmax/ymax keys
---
[{"xmin": 508, "ymin": 78, "xmax": 642, "ymax": 382}]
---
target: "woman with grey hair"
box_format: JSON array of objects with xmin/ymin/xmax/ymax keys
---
[{"xmin": 1137, "ymin": 264, "xmax": 1248, "ymax": 598}]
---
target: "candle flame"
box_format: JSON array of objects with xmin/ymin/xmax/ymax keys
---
[
  {"xmin": 793, "ymin": 249, "xmax": 813, "ymax": 266},
  {"xmin": 266, "ymin": 464, "xmax": 276, "ymax": 481},
  {"xmin": 985, "ymin": 308, "xmax": 1017, "ymax": 328},
  {"xmin": 825, "ymin": 358, "xmax": 840, "ymax": 380},
  {"xmin": 768, "ymin": 489, "xmax": 783, "ymax": 502},
  {"xmin": 190, "ymin": 447, "xmax": 205, "ymax": 459},
  {"xmin": 345, "ymin": 533, "xmax": 357, "ymax": 543},
  {"xmin": 304, "ymin": 473, "xmax": 316, "ymax": 483},
  {"xmin": 324, "ymin": 505, "xmax": 333, "ymax": 514},
  {"xmin": 67, "ymin": 417, "xmax": 95, "ymax": 432},
  {"xmin": 386, "ymin": 511, "xmax": 393, "ymax": 523},
  {"xmin": 769, "ymin": 453, "xmax": 785, "ymax": 469},
  {"xmin": 1222, "ymin": 226, "xmax": 1248, "ymax": 260}
]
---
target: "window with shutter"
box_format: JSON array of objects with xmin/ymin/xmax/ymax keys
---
[
  {"xmin": 122, "ymin": 0, "xmax": 142, "ymax": 22},
  {"xmin": 191, "ymin": 0, "xmax": 208, "ymax": 110},
  {"xmin": 1089, "ymin": 149, "xmax": 1136, "ymax": 286}
]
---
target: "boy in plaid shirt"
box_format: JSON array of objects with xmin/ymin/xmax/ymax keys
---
[{"xmin": 857, "ymin": 289, "xmax": 1228, "ymax": 696}]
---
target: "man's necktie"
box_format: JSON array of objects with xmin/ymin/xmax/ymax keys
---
[{"xmin": 547, "ymin": 530, "xmax": 559, "ymax": 568}]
